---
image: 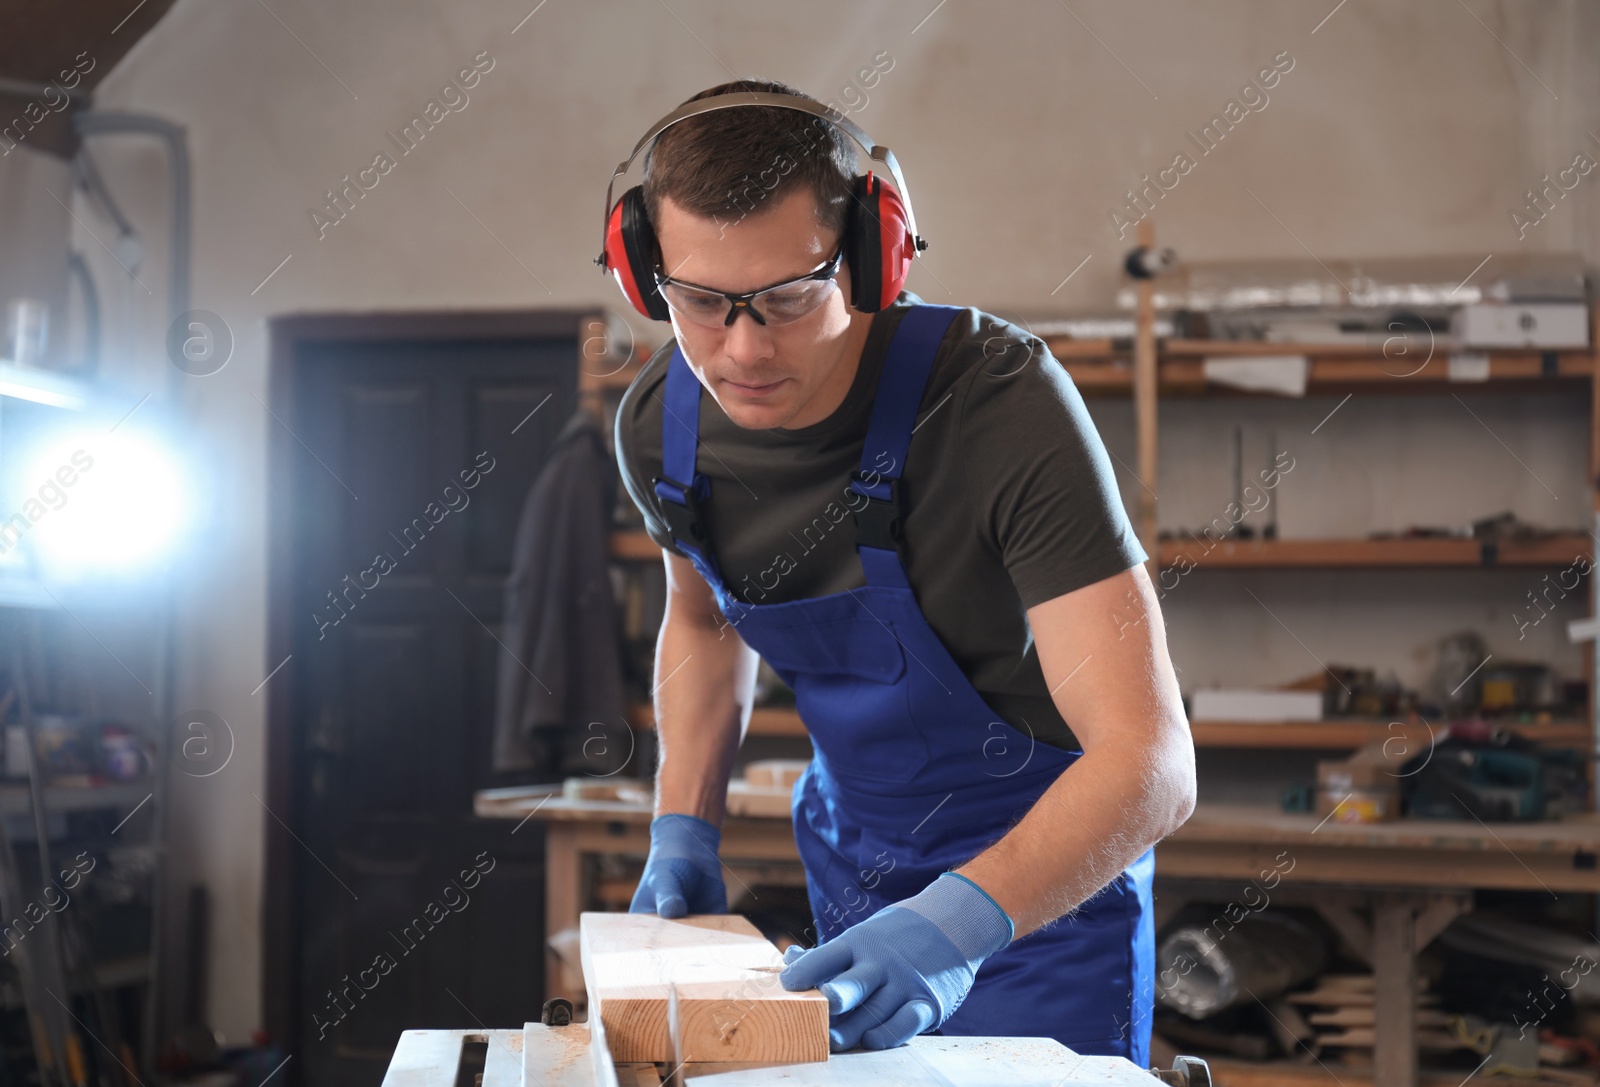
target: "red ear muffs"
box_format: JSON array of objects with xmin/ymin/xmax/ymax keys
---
[
  {"xmin": 603, "ymin": 185, "xmax": 670, "ymax": 321},
  {"xmin": 604, "ymin": 171, "xmax": 914, "ymax": 320},
  {"xmin": 844, "ymin": 171, "xmax": 915, "ymax": 313}
]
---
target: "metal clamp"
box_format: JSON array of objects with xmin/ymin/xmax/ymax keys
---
[{"xmin": 1149, "ymin": 1055, "xmax": 1212, "ymax": 1086}]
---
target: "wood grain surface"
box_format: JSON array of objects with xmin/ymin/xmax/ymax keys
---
[{"xmin": 580, "ymin": 912, "xmax": 829, "ymax": 1064}]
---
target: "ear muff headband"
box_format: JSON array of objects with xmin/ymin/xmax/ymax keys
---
[{"xmin": 595, "ymin": 91, "xmax": 928, "ymax": 320}]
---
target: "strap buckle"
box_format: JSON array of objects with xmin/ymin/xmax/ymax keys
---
[
  {"xmin": 852, "ymin": 474, "xmax": 903, "ymax": 551},
  {"xmin": 652, "ymin": 473, "xmax": 710, "ymax": 546}
]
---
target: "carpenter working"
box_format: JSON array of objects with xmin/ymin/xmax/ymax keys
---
[{"xmin": 601, "ymin": 78, "xmax": 1197, "ymax": 1064}]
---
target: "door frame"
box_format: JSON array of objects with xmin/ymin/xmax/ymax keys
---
[{"xmin": 262, "ymin": 307, "xmax": 616, "ymax": 1056}]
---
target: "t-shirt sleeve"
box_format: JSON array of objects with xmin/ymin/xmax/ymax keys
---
[
  {"xmin": 956, "ymin": 335, "xmax": 1147, "ymax": 609},
  {"xmin": 613, "ymin": 353, "xmax": 689, "ymax": 559}
]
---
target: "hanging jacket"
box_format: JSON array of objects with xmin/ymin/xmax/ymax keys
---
[{"xmin": 491, "ymin": 406, "xmax": 629, "ymax": 776}]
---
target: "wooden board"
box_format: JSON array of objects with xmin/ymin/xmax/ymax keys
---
[
  {"xmin": 579, "ymin": 912, "xmax": 829, "ymax": 1064},
  {"xmin": 743, "ymin": 759, "xmax": 809, "ymax": 789},
  {"xmin": 725, "ymin": 780, "xmax": 793, "ymax": 818},
  {"xmin": 683, "ymin": 1035, "xmax": 1157, "ymax": 1085}
]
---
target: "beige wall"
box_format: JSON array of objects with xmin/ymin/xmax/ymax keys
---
[{"xmin": 72, "ymin": 0, "xmax": 1600, "ymax": 1040}]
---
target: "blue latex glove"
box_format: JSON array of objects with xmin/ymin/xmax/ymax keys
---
[
  {"xmin": 777, "ymin": 872, "xmax": 1013, "ymax": 1052},
  {"xmin": 629, "ymin": 813, "xmax": 728, "ymax": 918}
]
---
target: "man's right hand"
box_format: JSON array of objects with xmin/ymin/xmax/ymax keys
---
[{"xmin": 629, "ymin": 813, "xmax": 729, "ymax": 917}]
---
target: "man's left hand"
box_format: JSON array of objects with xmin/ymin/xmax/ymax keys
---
[{"xmin": 777, "ymin": 873, "xmax": 1013, "ymax": 1051}]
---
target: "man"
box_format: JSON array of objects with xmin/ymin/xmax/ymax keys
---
[{"xmin": 611, "ymin": 78, "xmax": 1195, "ymax": 1063}]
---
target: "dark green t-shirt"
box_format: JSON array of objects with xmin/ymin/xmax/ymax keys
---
[{"xmin": 615, "ymin": 291, "xmax": 1146, "ymax": 751}]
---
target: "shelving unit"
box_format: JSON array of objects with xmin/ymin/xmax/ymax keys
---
[
  {"xmin": 0, "ymin": 363, "xmax": 172, "ymax": 1080},
  {"xmin": 597, "ymin": 308, "xmax": 1599, "ymax": 759},
  {"xmin": 1055, "ymin": 305, "xmax": 1598, "ymax": 774},
  {"xmin": 1051, "ymin": 337, "xmax": 1594, "ymax": 395},
  {"xmin": 1064, "ymin": 298, "xmax": 1599, "ymax": 1087}
]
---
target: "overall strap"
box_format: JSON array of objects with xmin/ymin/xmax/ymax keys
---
[
  {"xmin": 848, "ymin": 304, "xmax": 964, "ymax": 588},
  {"xmin": 653, "ymin": 346, "xmax": 719, "ymax": 576}
]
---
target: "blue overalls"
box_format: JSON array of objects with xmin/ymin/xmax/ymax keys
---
[{"xmin": 652, "ymin": 304, "xmax": 1155, "ymax": 1062}]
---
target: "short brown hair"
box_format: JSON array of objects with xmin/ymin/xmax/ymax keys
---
[{"xmin": 642, "ymin": 79, "xmax": 859, "ymax": 240}]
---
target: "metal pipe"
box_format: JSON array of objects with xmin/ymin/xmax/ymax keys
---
[
  {"xmin": 72, "ymin": 110, "xmax": 191, "ymax": 382},
  {"xmin": 72, "ymin": 146, "xmax": 138, "ymax": 240},
  {"xmin": 66, "ymin": 250, "xmax": 101, "ymax": 375}
]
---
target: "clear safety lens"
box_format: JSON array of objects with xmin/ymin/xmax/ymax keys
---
[{"xmin": 659, "ymin": 275, "xmax": 840, "ymax": 328}]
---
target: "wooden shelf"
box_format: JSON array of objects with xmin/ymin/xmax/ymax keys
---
[
  {"xmin": 585, "ymin": 354, "xmax": 645, "ymax": 391},
  {"xmin": 0, "ymin": 780, "xmax": 156, "ymax": 817},
  {"xmin": 627, "ymin": 702, "xmax": 807, "ymax": 738},
  {"xmin": 1189, "ymin": 719, "xmax": 1589, "ymax": 749},
  {"xmin": 628, "ymin": 708, "xmax": 1586, "ymax": 750},
  {"xmin": 1049, "ymin": 337, "xmax": 1594, "ymax": 396},
  {"xmin": 1158, "ymin": 533, "xmax": 1592, "ymax": 569},
  {"xmin": 616, "ymin": 530, "xmax": 1593, "ymax": 568},
  {"xmin": 609, "ymin": 529, "xmax": 661, "ymax": 560}
]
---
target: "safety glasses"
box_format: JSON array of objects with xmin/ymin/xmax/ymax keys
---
[{"xmin": 654, "ymin": 247, "xmax": 844, "ymax": 328}]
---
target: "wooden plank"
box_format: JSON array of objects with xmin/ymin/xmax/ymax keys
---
[
  {"xmin": 1168, "ymin": 804, "xmax": 1600, "ymax": 853},
  {"xmin": 724, "ymin": 781, "xmax": 793, "ymax": 819},
  {"xmin": 684, "ymin": 1035, "xmax": 1155, "ymax": 1086},
  {"xmin": 1158, "ymin": 534, "xmax": 1592, "ymax": 569},
  {"xmin": 1189, "ymin": 719, "xmax": 1591, "ymax": 750},
  {"xmin": 1133, "ymin": 219, "xmax": 1160, "ymax": 564},
  {"xmin": 626, "ymin": 702, "xmax": 809, "ymax": 739},
  {"xmin": 1308, "ymin": 1008, "xmax": 1450, "ymax": 1029},
  {"xmin": 743, "ymin": 760, "xmax": 809, "ymax": 789},
  {"xmin": 547, "ymin": 823, "xmax": 582, "ymax": 1004},
  {"xmin": 1156, "ymin": 838, "xmax": 1600, "ymax": 892},
  {"xmin": 610, "ymin": 531, "xmax": 663, "ymax": 561},
  {"xmin": 1373, "ymin": 898, "xmax": 1419, "ymax": 1087},
  {"xmin": 579, "ymin": 912, "xmax": 828, "ymax": 1065}
]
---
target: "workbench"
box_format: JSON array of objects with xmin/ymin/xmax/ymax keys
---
[
  {"xmin": 474, "ymin": 787, "xmax": 1600, "ymax": 1087},
  {"xmin": 381, "ymin": 1023, "xmax": 1211, "ymax": 1085}
]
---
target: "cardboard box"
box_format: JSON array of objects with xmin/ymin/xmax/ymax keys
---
[
  {"xmin": 1191, "ymin": 688, "xmax": 1323, "ymax": 722},
  {"xmin": 1452, "ymin": 303, "xmax": 1589, "ymax": 348}
]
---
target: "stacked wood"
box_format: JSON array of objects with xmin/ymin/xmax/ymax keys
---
[
  {"xmin": 725, "ymin": 760, "xmax": 809, "ymax": 818},
  {"xmin": 1287, "ymin": 974, "xmax": 1457, "ymax": 1054}
]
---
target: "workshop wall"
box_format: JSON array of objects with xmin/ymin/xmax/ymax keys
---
[{"xmin": 74, "ymin": 0, "xmax": 1600, "ymax": 1042}]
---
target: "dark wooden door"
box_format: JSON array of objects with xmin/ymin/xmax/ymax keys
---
[{"xmin": 267, "ymin": 313, "xmax": 587, "ymax": 1086}]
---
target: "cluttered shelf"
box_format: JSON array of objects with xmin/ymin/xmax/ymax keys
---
[
  {"xmin": 1189, "ymin": 719, "xmax": 1589, "ymax": 750},
  {"xmin": 1050, "ymin": 337, "xmax": 1594, "ymax": 397}
]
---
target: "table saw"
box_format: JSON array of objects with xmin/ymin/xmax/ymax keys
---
[
  {"xmin": 380, "ymin": 912, "xmax": 1212, "ymax": 1086},
  {"xmin": 381, "ymin": 1022, "xmax": 1213, "ymax": 1086}
]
